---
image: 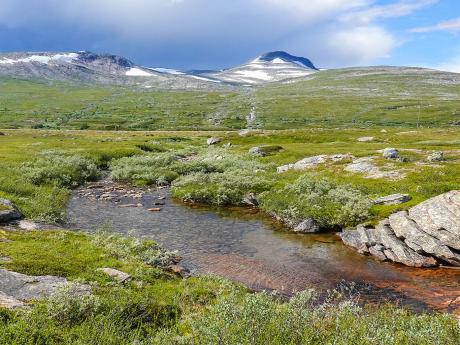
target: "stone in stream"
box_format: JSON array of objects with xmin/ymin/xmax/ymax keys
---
[
  {"xmin": 97, "ymin": 268, "xmax": 131, "ymax": 283},
  {"xmin": 340, "ymin": 190, "xmax": 460, "ymax": 268},
  {"xmin": 293, "ymin": 218, "xmax": 320, "ymax": 233},
  {"xmin": 372, "ymin": 193, "xmax": 411, "ymax": 206},
  {"xmin": 0, "ymin": 199, "xmax": 22, "ymax": 224}
]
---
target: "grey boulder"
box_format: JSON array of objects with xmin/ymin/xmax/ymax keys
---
[{"xmin": 0, "ymin": 199, "xmax": 22, "ymax": 223}]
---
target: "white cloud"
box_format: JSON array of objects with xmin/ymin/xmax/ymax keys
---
[
  {"xmin": 0, "ymin": 0, "xmax": 435, "ymax": 68},
  {"xmin": 435, "ymin": 56, "xmax": 460, "ymax": 73},
  {"xmin": 341, "ymin": 0, "xmax": 438, "ymax": 25},
  {"xmin": 410, "ymin": 17, "xmax": 460, "ymax": 33}
]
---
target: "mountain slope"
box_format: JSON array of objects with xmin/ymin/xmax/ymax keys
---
[
  {"xmin": 0, "ymin": 51, "xmax": 224, "ymax": 89},
  {"xmin": 203, "ymin": 51, "xmax": 318, "ymax": 85}
]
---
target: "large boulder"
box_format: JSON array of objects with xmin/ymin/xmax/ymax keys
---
[
  {"xmin": 340, "ymin": 190, "xmax": 460, "ymax": 267},
  {"xmin": 0, "ymin": 199, "xmax": 22, "ymax": 223},
  {"xmin": 408, "ymin": 191, "xmax": 460, "ymax": 250}
]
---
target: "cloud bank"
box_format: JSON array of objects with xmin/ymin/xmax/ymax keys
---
[{"xmin": 0, "ymin": 0, "xmax": 436, "ymax": 69}]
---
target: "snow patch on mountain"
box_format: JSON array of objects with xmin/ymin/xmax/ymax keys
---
[
  {"xmin": 206, "ymin": 51, "xmax": 318, "ymax": 84},
  {"xmin": 150, "ymin": 67, "xmax": 184, "ymax": 75},
  {"xmin": 126, "ymin": 68, "xmax": 153, "ymax": 76},
  {"xmin": 0, "ymin": 53, "xmax": 79, "ymax": 65}
]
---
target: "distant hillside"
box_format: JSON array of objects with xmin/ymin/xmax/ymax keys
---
[{"xmin": 0, "ymin": 66, "xmax": 459, "ymax": 130}]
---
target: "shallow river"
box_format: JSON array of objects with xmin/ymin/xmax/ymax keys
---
[{"xmin": 67, "ymin": 183, "xmax": 460, "ymax": 313}]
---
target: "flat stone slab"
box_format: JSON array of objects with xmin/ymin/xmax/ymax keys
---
[
  {"xmin": 0, "ymin": 268, "xmax": 68, "ymax": 302},
  {"xmin": 373, "ymin": 194, "xmax": 411, "ymax": 205},
  {"xmin": 0, "ymin": 292, "xmax": 25, "ymax": 309}
]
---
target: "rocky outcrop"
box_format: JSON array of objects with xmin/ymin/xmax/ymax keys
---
[
  {"xmin": 277, "ymin": 154, "xmax": 353, "ymax": 173},
  {"xmin": 357, "ymin": 136, "xmax": 374, "ymax": 142},
  {"xmin": 0, "ymin": 268, "xmax": 90, "ymax": 309},
  {"xmin": 340, "ymin": 191, "xmax": 460, "ymax": 267},
  {"xmin": 344, "ymin": 157, "xmax": 404, "ymax": 180},
  {"xmin": 0, "ymin": 199, "xmax": 22, "ymax": 223}
]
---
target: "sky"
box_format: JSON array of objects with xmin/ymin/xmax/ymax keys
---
[{"xmin": 0, "ymin": 0, "xmax": 460, "ymax": 71}]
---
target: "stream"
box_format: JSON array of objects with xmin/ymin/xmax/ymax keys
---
[{"xmin": 66, "ymin": 181, "xmax": 460, "ymax": 314}]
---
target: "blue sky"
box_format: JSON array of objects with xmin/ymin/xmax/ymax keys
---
[{"xmin": 1, "ymin": 0, "xmax": 460, "ymax": 71}]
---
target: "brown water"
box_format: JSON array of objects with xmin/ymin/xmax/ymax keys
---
[{"xmin": 66, "ymin": 184, "xmax": 460, "ymax": 314}]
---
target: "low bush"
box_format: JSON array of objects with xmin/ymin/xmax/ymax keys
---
[
  {"xmin": 260, "ymin": 174, "xmax": 372, "ymax": 229},
  {"xmin": 23, "ymin": 151, "xmax": 100, "ymax": 188}
]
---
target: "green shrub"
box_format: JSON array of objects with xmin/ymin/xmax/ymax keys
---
[
  {"xmin": 23, "ymin": 152, "xmax": 100, "ymax": 188},
  {"xmin": 260, "ymin": 174, "xmax": 372, "ymax": 229},
  {"xmin": 47, "ymin": 283, "xmax": 100, "ymax": 327}
]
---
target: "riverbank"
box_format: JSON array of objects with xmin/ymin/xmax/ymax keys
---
[{"xmin": 1, "ymin": 228, "xmax": 459, "ymax": 344}]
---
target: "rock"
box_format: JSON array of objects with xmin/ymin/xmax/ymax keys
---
[
  {"xmin": 17, "ymin": 220, "xmax": 43, "ymax": 231},
  {"xmin": 0, "ymin": 292, "xmax": 25, "ymax": 309},
  {"xmin": 0, "ymin": 199, "xmax": 22, "ymax": 224},
  {"xmin": 278, "ymin": 154, "xmax": 353, "ymax": 173},
  {"xmin": 377, "ymin": 220, "xmax": 437, "ymax": 267},
  {"xmin": 97, "ymin": 268, "xmax": 131, "ymax": 283},
  {"xmin": 277, "ymin": 164, "xmax": 294, "ymax": 173},
  {"xmin": 369, "ymin": 245, "xmax": 388, "ymax": 261},
  {"xmin": 249, "ymin": 147, "xmax": 266, "ymax": 156},
  {"xmin": 223, "ymin": 143, "xmax": 232, "ymax": 148},
  {"xmin": 339, "ymin": 230, "xmax": 367, "ymax": 253},
  {"xmin": 342, "ymin": 191, "xmax": 460, "ymax": 268},
  {"xmin": 389, "ymin": 211, "xmax": 460, "ymax": 266},
  {"xmin": 0, "ymin": 269, "xmax": 69, "ymax": 302},
  {"xmin": 119, "ymin": 204, "xmax": 139, "ymax": 208},
  {"xmin": 0, "ymin": 256, "xmax": 12, "ymax": 263},
  {"xmin": 383, "ymin": 148, "xmax": 398, "ymax": 159},
  {"xmin": 242, "ymin": 193, "xmax": 258, "ymax": 207},
  {"xmin": 408, "ymin": 191, "xmax": 460, "ymax": 250},
  {"xmin": 357, "ymin": 137, "xmax": 374, "ymax": 142},
  {"xmin": 372, "ymin": 194, "xmax": 411, "ymax": 206},
  {"xmin": 293, "ymin": 218, "xmax": 320, "ymax": 233},
  {"xmin": 345, "ymin": 157, "xmax": 404, "ymax": 180},
  {"xmin": 380, "ymin": 129, "xmax": 387, "ymax": 133},
  {"xmin": 167, "ymin": 265, "xmax": 190, "ymax": 277},
  {"xmin": 207, "ymin": 137, "xmax": 221, "ymax": 145},
  {"xmin": 427, "ymin": 151, "xmax": 444, "ymax": 162},
  {"xmin": 238, "ymin": 129, "xmax": 251, "ymax": 136},
  {"xmin": 345, "ymin": 157, "xmax": 376, "ymax": 174},
  {"xmin": 148, "ymin": 208, "xmax": 162, "ymax": 212}
]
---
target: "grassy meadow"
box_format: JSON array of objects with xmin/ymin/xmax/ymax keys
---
[{"xmin": 1, "ymin": 67, "xmax": 460, "ymax": 343}]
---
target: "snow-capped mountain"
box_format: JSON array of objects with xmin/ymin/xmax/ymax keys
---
[
  {"xmin": 0, "ymin": 51, "xmax": 223, "ymax": 89},
  {"xmin": 0, "ymin": 50, "xmax": 318, "ymax": 87},
  {"xmin": 201, "ymin": 51, "xmax": 318, "ymax": 84}
]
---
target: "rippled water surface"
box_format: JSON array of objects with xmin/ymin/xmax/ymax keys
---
[{"xmin": 67, "ymin": 184, "xmax": 460, "ymax": 313}]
